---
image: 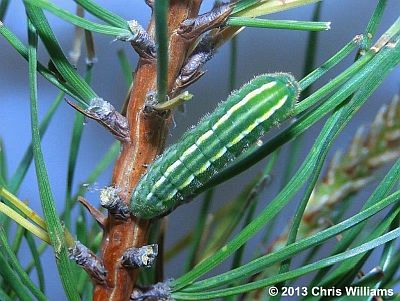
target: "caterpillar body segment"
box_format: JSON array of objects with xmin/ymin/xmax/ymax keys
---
[{"xmin": 131, "ymin": 73, "xmax": 300, "ymax": 219}]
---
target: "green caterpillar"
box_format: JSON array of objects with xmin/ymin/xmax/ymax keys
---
[{"xmin": 130, "ymin": 73, "xmax": 300, "ymax": 219}]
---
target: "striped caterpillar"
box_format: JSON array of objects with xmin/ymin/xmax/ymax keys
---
[{"xmin": 130, "ymin": 73, "xmax": 300, "ymax": 219}]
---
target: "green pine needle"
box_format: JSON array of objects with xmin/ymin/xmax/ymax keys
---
[
  {"xmin": 227, "ymin": 17, "xmax": 331, "ymax": 31},
  {"xmin": 27, "ymin": 19, "xmax": 80, "ymax": 301}
]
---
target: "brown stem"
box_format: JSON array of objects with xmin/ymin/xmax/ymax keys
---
[{"xmin": 93, "ymin": 1, "xmax": 202, "ymax": 300}]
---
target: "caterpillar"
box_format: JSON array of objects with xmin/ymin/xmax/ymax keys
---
[{"xmin": 130, "ymin": 73, "xmax": 300, "ymax": 219}]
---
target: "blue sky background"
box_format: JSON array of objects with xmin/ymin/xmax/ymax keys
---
[{"xmin": 1, "ymin": 1, "xmax": 400, "ymax": 299}]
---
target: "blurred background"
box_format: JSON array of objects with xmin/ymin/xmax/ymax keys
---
[{"xmin": 1, "ymin": 0, "xmax": 400, "ymax": 299}]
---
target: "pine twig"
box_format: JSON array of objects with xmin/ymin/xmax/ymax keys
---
[{"xmin": 94, "ymin": 1, "xmax": 203, "ymax": 300}]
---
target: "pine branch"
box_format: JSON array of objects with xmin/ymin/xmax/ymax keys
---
[{"xmin": 93, "ymin": 1, "xmax": 203, "ymax": 300}]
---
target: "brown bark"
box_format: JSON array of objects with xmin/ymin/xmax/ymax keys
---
[{"xmin": 93, "ymin": 1, "xmax": 202, "ymax": 300}]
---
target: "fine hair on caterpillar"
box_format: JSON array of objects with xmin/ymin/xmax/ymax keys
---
[{"xmin": 130, "ymin": 73, "xmax": 300, "ymax": 219}]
